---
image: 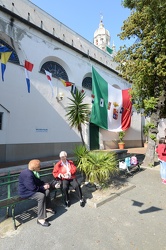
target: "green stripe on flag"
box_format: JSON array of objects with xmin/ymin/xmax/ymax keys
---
[{"xmin": 90, "ymin": 67, "xmax": 108, "ymax": 130}]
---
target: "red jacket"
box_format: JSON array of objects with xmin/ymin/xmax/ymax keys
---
[
  {"xmin": 156, "ymin": 144, "xmax": 166, "ymax": 161},
  {"xmin": 53, "ymin": 159, "xmax": 77, "ymax": 180}
]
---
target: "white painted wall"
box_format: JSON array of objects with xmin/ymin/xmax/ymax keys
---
[{"xmin": 0, "ymin": 0, "xmax": 150, "ymax": 161}]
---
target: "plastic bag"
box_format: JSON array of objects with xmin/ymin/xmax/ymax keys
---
[
  {"xmin": 125, "ymin": 157, "xmax": 131, "ymax": 167},
  {"xmin": 119, "ymin": 161, "xmax": 127, "ymax": 170},
  {"xmin": 130, "ymin": 156, "xmax": 138, "ymax": 165}
]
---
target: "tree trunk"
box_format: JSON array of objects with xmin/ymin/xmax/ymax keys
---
[
  {"xmin": 143, "ymin": 89, "xmax": 166, "ymax": 166},
  {"xmin": 143, "ymin": 137, "xmax": 156, "ymax": 167},
  {"xmin": 79, "ymin": 125, "xmax": 85, "ymax": 145}
]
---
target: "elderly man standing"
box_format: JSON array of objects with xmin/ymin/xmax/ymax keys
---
[{"xmin": 18, "ymin": 159, "xmax": 54, "ymax": 227}]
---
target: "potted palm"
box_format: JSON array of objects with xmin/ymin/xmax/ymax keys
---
[
  {"xmin": 118, "ymin": 131, "xmax": 125, "ymax": 149},
  {"xmin": 74, "ymin": 145, "xmax": 118, "ymax": 188}
]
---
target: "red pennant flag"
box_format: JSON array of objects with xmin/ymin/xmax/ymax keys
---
[
  {"xmin": 45, "ymin": 70, "xmax": 54, "ymax": 97},
  {"xmin": 24, "ymin": 60, "xmax": 34, "ymax": 72},
  {"xmin": 59, "ymin": 78, "xmax": 73, "ymax": 87},
  {"xmin": 24, "ymin": 60, "xmax": 34, "ymax": 93}
]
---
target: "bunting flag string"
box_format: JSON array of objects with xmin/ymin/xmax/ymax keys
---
[
  {"xmin": 1, "ymin": 51, "xmax": 12, "ymax": 81},
  {"xmin": 45, "ymin": 70, "xmax": 54, "ymax": 97},
  {"xmin": 59, "ymin": 78, "xmax": 73, "ymax": 87},
  {"xmin": 24, "ymin": 60, "xmax": 34, "ymax": 93},
  {"xmin": 71, "ymin": 84, "xmax": 77, "ymax": 94}
]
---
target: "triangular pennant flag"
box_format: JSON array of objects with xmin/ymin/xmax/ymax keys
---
[
  {"xmin": 71, "ymin": 84, "xmax": 77, "ymax": 94},
  {"xmin": 0, "ymin": 45, "xmax": 12, "ymax": 53},
  {"xmin": 90, "ymin": 67, "xmax": 132, "ymax": 132},
  {"xmin": 45, "ymin": 70, "xmax": 54, "ymax": 97},
  {"xmin": 24, "ymin": 60, "xmax": 34, "ymax": 93},
  {"xmin": 59, "ymin": 78, "xmax": 73, "ymax": 87},
  {"xmin": 91, "ymin": 94, "xmax": 95, "ymax": 104},
  {"xmin": 1, "ymin": 51, "xmax": 12, "ymax": 81},
  {"xmin": 25, "ymin": 60, "xmax": 34, "ymax": 72}
]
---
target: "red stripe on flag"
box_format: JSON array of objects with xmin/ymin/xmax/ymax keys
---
[
  {"xmin": 24, "ymin": 60, "xmax": 34, "ymax": 72},
  {"xmin": 65, "ymin": 81, "xmax": 73, "ymax": 87},
  {"xmin": 46, "ymin": 75, "xmax": 51, "ymax": 81},
  {"xmin": 121, "ymin": 89, "xmax": 132, "ymax": 131}
]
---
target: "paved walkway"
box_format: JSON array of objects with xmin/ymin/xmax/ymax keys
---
[{"xmin": 0, "ymin": 147, "xmax": 165, "ymax": 250}]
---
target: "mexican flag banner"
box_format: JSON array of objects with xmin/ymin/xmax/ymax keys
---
[{"xmin": 90, "ymin": 67, "xmax": 132, "ymax": 132}]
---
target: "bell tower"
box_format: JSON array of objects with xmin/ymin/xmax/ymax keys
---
[
  {"xmin": 94, "ymin": 16, "xmax": 110, "ymax": 52},
  {"xmin": 94, "ymin": 16, "xmax": 116, "ymax": 55}
]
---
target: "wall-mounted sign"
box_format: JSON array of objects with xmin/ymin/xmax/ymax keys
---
[{"xmin": 36, "ymin": 128, "xmax": 48, "ymax": 132}]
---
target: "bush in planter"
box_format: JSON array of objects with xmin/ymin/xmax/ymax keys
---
[
  {"xmin": 118, "ymin": 131, "xmax": 125, "ymax": 149},
  {"xmin": 74, "ymin": 145, "xmax": 118, "ymax": 187},
  {"xmin": 73, "ymin": 144, "xmax": 89, "ymax": 165}
]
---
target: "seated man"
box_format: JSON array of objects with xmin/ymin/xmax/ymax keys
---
[
  {"xmin": 52, "ymin": 151, "xmax": 85, "ymax": 207},
  {"xmin": 18, "ymin": 159, "xmax": 55, "ymax": 227}
]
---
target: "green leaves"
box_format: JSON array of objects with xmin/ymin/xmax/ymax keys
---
[
  {"xmin": 65, "ymin": 89, "xmax": 90, "ymax": 145},
  {"xmin": 115, "ymin": 0, "xmax": 166, "ymax": 117},
  {"xmin": 75, "ymin": 149, "xmax": 118, "ymax": 186}
]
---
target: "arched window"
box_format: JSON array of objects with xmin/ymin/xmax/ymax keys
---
[
  {"xmin": 0, "ymin": 39, "xmax": 20, "ymax": 64},
  {"xmin": 82, "ymin": 77, "xmax": 92, "ymax": 90},
  {"xmin": 40, "ymin": 61, "xmax": 69, "ymax": 81}
]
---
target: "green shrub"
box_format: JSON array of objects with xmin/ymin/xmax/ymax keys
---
[
  {"xmin": 73, "ymin": 144, "xmax": 88, "ymax": 165},
  {"xmin": 75, "ymin": 150, "xmax": 118, "ymax": 187}
]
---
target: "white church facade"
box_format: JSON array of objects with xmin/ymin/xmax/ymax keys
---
[{"xmin": 0, "ymin": 0, "xmax": 146, "ymax": 162}]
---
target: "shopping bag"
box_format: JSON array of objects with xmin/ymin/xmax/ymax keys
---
[
  {"xmin": 125, "ymin": 157, "xmax": 131, "ymax": 167},
  {"xmin": 130, "ymin": 156, "xmax": 138, "ymax": 165},
  {"xmin": 119, "ymin": 161, "xmax": 127, "ymax": 170}
]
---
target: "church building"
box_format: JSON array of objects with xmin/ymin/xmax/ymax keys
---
[{"xmin": 0, "ymin": 0, "xmax": 143, "ymax": 162}]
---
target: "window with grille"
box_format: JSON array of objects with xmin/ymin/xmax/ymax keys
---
[
  {"xmin": 40, "ymin": 61, "xmax": 69, "ymax": 81},
  {"xmin": 82, "ymin": 77, "xmax": 92, "ymax": 90}
]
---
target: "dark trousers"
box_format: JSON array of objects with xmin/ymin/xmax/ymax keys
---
[
  {"xmin": 30, "ymin": 189, "xmax": 52, "ymax": 219},
  {"xmin": 62, "ymin": 178, "xmax": 82, "ymax": 201}
]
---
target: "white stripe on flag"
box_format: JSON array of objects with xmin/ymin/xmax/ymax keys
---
[
  {"xmin": 45, "ymin": 70, "xmax": 54, "ymax": 97},
  {"xmin": 107, "ymin": 85, "xmax": 123, "ymax": 131},
  {"xmin": 100, "ymin": 98, "xmax": 104, "ymax": 107}
]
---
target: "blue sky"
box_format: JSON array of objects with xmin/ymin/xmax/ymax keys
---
[{"xmin": 30, "ymin": 0, "xmax": 135, "ymax": 51}]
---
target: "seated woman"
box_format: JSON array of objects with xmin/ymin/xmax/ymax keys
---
[
  {"xmin": 18, "ymin": 159, "xmax": 55, "ymax": 227},
  {"xmin": 52, "ymin": 151, "xmax": 85, "ymax": 207}
]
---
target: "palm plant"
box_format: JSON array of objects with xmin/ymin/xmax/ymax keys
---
[
  {"xmin": 66, "ymin": 89, "xmax": 90, "ymax": 145},
  {"xmin": 73, "ymin": 144, "xmax": 89, "ymax": 165},
  {"xmin": 76, "ymin": 150, "xmax": 118, "ymax": 187},
  {"xmin": 118, "ymin": 131, "xmax": 125, "ymax": 143}
]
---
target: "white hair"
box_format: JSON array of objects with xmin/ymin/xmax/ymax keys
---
[{"xmin": 59, "ymin": 151, "xmax": 67, "ymax": 157}]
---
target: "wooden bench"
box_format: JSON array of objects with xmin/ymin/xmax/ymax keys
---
[{"xmin": 0, "ymin": 167, "xmax": 55, "ymax": 230}]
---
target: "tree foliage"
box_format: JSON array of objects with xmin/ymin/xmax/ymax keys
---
[
  {"xmin": 114, "ymin": 0, "xmax": 166, "ymax": 166},
  {"xmin": 65, "ymin": 90, "xmax": 90, "ymax": 145}
]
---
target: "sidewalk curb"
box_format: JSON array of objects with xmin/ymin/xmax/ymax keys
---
[
  {"xmin": 141, "ymin": 166, "xmax": 160, "ymax": 171},
  {"xmin": 86, "ymin": 183, "xmax": 136, "ymax": 208}
]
